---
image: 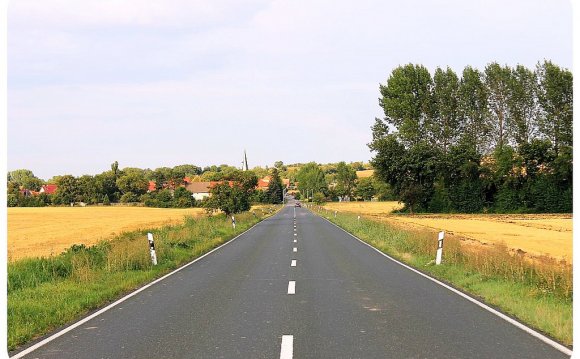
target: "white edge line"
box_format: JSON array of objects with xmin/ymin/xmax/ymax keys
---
[
  {"xmin": 10, "ymin": 219, "xmax": 265, "ymax": 359},
  {"xmin": 280, "ymin": 335, "xmax": 293, "ymax": 359},
  {"xmin": 318, "ymin": 214, "xmax": 573, "ymax": 356}
]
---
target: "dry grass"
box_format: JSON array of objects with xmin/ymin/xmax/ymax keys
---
[
  {"xmin": 7, "ymin": 207, "xmax": 206, "ymax": 261},
  {"xmin": 323, "ymin": 201, "xmax": 572, "ymax": 264}
]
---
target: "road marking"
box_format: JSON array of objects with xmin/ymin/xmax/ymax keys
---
[
  {"xmin": 8, "ymin": 219, "xmax": 266, "ymax": 359},
  {"xmin": 293, "ymin": 239, "xmax": 297, "ymax": 243},
  {"xmin": 294, "ymin": 233, "xmax": 297, "ymax": 236},
  {"xmin": 287, "ymin": 281, "xmax": 296, "ymax": 294},
  {"xmin": 280, "ymin": 335, "xmax": 293, "ymax": 359},
  {"xmin": 291, "ymin": 260, "xmax": 297, "ymax": 267},
  {"xmin": 318, "ymin": 215, "xmax": 573, "ymax": 357},
  {"xmin": 293, "ymin": 247, "xmax": 297, "ymax": 252}
]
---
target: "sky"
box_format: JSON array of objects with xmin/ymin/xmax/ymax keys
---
[{"xmin": 6, "ymin": 0, "xmax": 573, "ymax": 181}]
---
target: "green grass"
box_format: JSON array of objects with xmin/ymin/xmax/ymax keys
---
[
  {"xmin": 7, "ymin": 207, "xmax": 280, "ymax": 351},
  {"xmin": 316, "ymin": 208, "xmax": 572, "ymax": 346}
]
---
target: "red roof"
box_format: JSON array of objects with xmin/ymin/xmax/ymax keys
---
[
  {"xmin": 41, "ymin": 184, "xmax": 58, "ymax": 195},
  {"xmin": 148, "ymin": 181, "xmax": 156, "ymax": 191}
]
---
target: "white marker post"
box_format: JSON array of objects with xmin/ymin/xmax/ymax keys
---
[
  {"xmin": 357, "ymin": 215, "xmax": 361, "ymax": 223},
  {"xmin": 147, "ymin": 233, "xmax": 158, "ymax": 265},
  {"xmin": 231, "ymin": 215, "xmax": 236, "ymax": 230},
  {"xmin": 334, "ymin": 210, "xmax": 337, "ymax": 218},
  {"xmin": 436, "ymin": 231, "xmax": 444, "ymax": 265}
]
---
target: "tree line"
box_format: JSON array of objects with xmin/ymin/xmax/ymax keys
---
[
  {"xmin": 7, "ymin": 161, "xmax": 291, "ymax": 210},
  {"xmin": 370, "ymin": 61, "xmax": 572, "ymax": 213}
]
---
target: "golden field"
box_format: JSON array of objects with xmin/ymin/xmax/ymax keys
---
[
  {"xmin": 355, "ymin": 169, "xmax": 374, "ymax": 178},
  {"xmin": 7, "ymin": 207, "xmax": 207, "ymax": 261},
  {"xmin": 323, "ymin": 202, "xmax": 572, "ymax": 263}
]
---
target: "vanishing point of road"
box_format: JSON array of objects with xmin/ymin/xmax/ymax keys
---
[{"xmin": 12, "ymin": 202, "xmax": 571, "ymax": 358}]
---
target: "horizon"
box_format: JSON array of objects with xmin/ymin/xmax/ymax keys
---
[{"xmin": 7, "ymin": 0, "xmax": 572, "ymax": 181}]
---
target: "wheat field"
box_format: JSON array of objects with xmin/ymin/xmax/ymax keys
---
[
  {"xmin": 323, "ymin": 202, "xmax": 572, "ymax": 263},
  {"xmin": 7, "ymin": 207, "xmax": 207, "ymax": 261}
]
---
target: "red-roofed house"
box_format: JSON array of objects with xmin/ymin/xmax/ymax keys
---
[
  {"xmin": 148, "ymin": 181, "xmax": 156, "ymax": 192},
  {"xmin": 256, "ymin": 176, "xmax": 290, "ymax": 191},
  {"xmin": 39, "ymin": 184, "xmax": 58, "ymax": 195}
]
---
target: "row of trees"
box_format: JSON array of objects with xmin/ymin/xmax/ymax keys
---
[
  {"xmin": 370, "ymin": 61, "xmax": 572, "ymax": 213},
  {"xmin": 7, "ymin": 161, "xmax": 290, "ymax": 209}
]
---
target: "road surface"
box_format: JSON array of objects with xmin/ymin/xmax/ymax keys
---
[{"xmin": 12, "ymin": 203, "xmax": 571, "ymax": 358}]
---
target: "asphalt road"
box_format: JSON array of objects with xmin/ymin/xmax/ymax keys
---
[{"xmin": 12, "ymin": 203, "xmax": 571, "ymax": 358}]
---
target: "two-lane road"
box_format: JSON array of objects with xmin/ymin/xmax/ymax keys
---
[{"xmin": 12, "ymin": 204, "xmax": 571, "ymax": 358}]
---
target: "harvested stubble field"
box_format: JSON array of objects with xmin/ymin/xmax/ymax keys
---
[
  {"xmin": 8, "ymin": 206, "xmax": 208, "ymax": 261},
  {"xmin": 322, "ymin": 202, "xmax": 572, "ymax": 264}
]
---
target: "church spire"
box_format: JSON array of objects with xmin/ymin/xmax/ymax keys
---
[{"xmin": 242, "ymin": 150, "xmax": 249, "ymax": 171}]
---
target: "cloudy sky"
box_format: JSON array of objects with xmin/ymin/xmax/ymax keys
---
[{"xmin": 7, "ymin": 0, "xmax": 572, "ymax": 180}]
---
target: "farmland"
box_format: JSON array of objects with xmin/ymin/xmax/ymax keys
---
[
  {"xmin": 7, "ymin": 206, "xmax": 207, "ymax": 261},
  {"xmin": 322, "ymin": 201, "xmax": 572, "ymax": 263}
]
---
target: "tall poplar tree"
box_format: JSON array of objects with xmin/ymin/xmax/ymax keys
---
[
  {"xmin": 484, "ymin": 63, "xmax": 512, "ymax": 151},
  {"xmin": 431, "ymin": 67, "xmax": 461, "ymax": 152},
  {"xmin": 458, "ymin": 66, "xmax": 491, "ymax": 154}
]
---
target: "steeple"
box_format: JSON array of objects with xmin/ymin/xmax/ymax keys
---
[{"xmin": 242, "ymin": 150, "xmax": 249, "ymax": 171}]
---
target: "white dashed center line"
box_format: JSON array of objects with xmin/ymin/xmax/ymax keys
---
[
  {"xmin": 280, "ymin": 335, "xmax": 294, "ymax": 359},
  {"xmin": 293, "ymin": 247, "xmax": 297, "ymax": 252},
  {"xmin": 291, "ymin": 260, "xmax": 297, "ymax": 267},
  {"xmin": 287, "ymin": 281, "xmax": 296, "ymax": 294}
]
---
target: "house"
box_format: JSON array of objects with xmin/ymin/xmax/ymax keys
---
[
  {"xmin": 185, "ymin": 182, "xmax": 212, "ymax": 201},
  {"xmin": 185, "ymin": 181, "xmax": 236, "ymax": 201},
  {"xmin": 39, "ymin": 184, "xmax": 58, "ymax": 195},
  {"xmin": 256, "ymin": 176, "xmax": 290, "ymax": 191}
]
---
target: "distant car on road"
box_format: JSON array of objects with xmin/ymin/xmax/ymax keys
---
[{"xmin": 295, "ymin": 202, "xmax": 301, "ymax": 207}]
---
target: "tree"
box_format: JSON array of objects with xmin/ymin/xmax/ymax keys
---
[
  {"xmin": 506, "ymin": 65, "xmax": 539, "ymax": 147},
  {"xmin": 485, "ymin": 62, "xmax": 512, "ymax": 151},
  {"xmin": 7, "ymin": 169, "xmax": 43, "ymax": 191},
  {"xmin": 203, "ymin": 182, "xmax": 251, "ymax": 215},
  {"xmin": 312, "ymin": 192, "xmax": 326, "ymax": 204},
  {"xmin": 431, "ymin": 67, "xmax": 461, "ymax": 152},
  {"xmin": 296, "ymin": 162, "xmax": 327, "ymax": 198},
  {"xmin": 111, "ymin": 161, "xmax": 120, "ymax": 179},
  {"xmin": 355, "ymin": 177, "xmax": 375, "ymax": 201},
  {"xmin": 536, "ymin": 61, "xmax": 573, "ymax": 155},
  {"xmin": 370, "ymin": 133, "xmax": 440, "ymax": 213},
  {"xmin": 95, "ymin": 171, "xmax": 120, "ymax": 203},
  {"xmin": 173, "ymin": 187, "xmax": 195, "ymax": 208},
  {"xmin": 458, "ymin": 66, "xmax": 490, "ymax": 154},
  {"xmin": 266, "ymin": 168, "xmax": 284, "ymax": 204},
  {"xmin": 334, "ymin": 162, "xmax": 357, "ymax": 200},
  {"xmin": 151, "ymin": 167, "xmax": 172, "ymax": 190},
  {"xmin": 116, "ymin": 172, "xmax": 149, "ymax": 196},
  {"xmin": 77, "ymin": 175, "xmax": 98, "ymax": 204},
  {"xmin": 55, "ymin": 175, "xmax": 79, "ymax": 204},
  {"xmin": 379, "ymin": 63, "xmax": 435, "ymax": 146}
]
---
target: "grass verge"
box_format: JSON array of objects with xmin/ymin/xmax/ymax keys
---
[
  {"xmin": 314, "ymin": 207, "xmax": 572, "ymax": 346},
  {"xmin": 8, "ymin": 207, "xmax": 280, "ymax": 352}
]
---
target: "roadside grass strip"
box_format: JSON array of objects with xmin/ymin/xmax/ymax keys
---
[
  {"xmin": 8, "ymin": 208, "xmax": 281, "ymax": 353},
  {"xmin": 316, "ymin": 210, "xmax": 572, "ymax": 353}
]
